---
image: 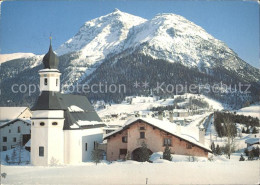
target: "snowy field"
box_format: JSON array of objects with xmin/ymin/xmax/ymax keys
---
[
  {"xmin": 1, "ymin": 160, "xmax": 259, "ymax": 185},
  {"xmin": 236, "ymin": 104, "xmax": 260, "ymax": 119}
]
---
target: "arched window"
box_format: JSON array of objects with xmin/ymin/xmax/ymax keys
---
[
  {"xmin": 17, "ymin": 126, "xmax": 21, "ymax": 133},
  {"xmin": 40, "ymin": 122, "xmax": 45, "ymax": 126},
  {"xmin": 44, "ymin": 78, "xmax": 48, "ymax": 85},
  {"xmin": 52, "ymin": 122, "xmax": 58, "ymax": 126}
]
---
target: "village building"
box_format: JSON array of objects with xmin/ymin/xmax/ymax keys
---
[
  {"xmin": 30, "ymin": 41, "xmax": 105, "ymax": 166},
  {"xmin": 245, "ymin": 137, "xmax": 260, "ymax": 151},
  {"xmin": 104, "ymin": 118, "xmax": 211, "ymax": 161},
  {"xmin": 0, "ymin": 107, "xmax": 32, "ymax": 152}
]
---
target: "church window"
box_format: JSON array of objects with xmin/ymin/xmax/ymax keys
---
[
  {"xmin": 44, "ymin": 78, "xmax": 48, "ymax": 85},
  {"xmin": 40, "ymin": 122, "xmax": 45, "ymax": 126},
  {"xmin": 56, "ymin": 79, "xmax": 58, "ymax": 86},
  {"xmin": 94, "ymin": 141, "xmax": 97, "ymax": 150},
  {"xmin": 17, "ymin": 126, "xmax": 21, "ymax": 133},
  {"xmin": 85, "ymin": 143, "xmax": 88, "ymax": 151},
  {"xmin": 52, "ymin": 122, "xmax": 58, "ymax": 126},
  {"xmin": 39, "ymin": 146, "xmax": 44, "ymax": 157}
]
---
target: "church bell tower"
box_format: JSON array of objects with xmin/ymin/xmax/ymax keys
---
[{"xmin": 31, "ymin": 38, "xmax": 65, "ymax": 166}]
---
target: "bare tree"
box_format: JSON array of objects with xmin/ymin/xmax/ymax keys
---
[{"xmin": 223, "ymin": 117, "xmax": 236, "ymax": 159}]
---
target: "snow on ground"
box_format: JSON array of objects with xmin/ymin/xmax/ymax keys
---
[
  {"xmin": 1, "ymin": 160, "xmax": 259, "ymax": 185},
  {"xmin": 236, "ymin": 104, "xmax": 260, "ymax": 119},
  {"xmin": 98, "ymin": 94, "xmax": 223, "ymax": 118},
  {"xmin": 0, "ymin": 53, "xmax": 35, "ymax": 64}
]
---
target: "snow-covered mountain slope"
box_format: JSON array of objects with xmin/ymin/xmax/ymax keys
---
[
  {"xmin": 236, "ymin": 104, "xmax": 260, "ymax": 119},
  {"xmin": 56, "ymin": 9, "xmax": 146, "ymax": 63},
  {"xmin": 0, "ymin": 53, "xmax": 35, "ymax": 64},
  {"xmin": 124, "ymin": 13, "xmax": 235, "ymax": 67},
  {"xmin": 55, "ymin": 9, "xmax": 259, "ymax": 85}
]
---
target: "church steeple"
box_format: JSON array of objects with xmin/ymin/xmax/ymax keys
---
[{"xmin": 43, "ymin": 37, "xmax": 59, "ymax": 69}]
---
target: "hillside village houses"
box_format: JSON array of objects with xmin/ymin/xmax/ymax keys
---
[
  {"xmin": 0, "ymin": 107, "xmax": 32, "ymax": 152},
  {"xmin": 1, "ymin": 41, "xmax": 212, "ymax": 166}
]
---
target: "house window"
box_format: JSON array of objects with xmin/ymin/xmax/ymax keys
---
[
  {"xmin": 140, "ymin": 132, "xmax": 145, "ymax": 139},
  {"xmin": 3, "ymin": 137, "xmax": 7, "ymax": 142},
  {"xmin": 52, "ymin": 122, "xmax": 58, "ymax": 126},
  {"xmin": 119, "ymin": 149, "xmax": 127, "ymax": 155},
  {"xmin": 56, "ymin": 79, "xmax": 58, "ymax": 86},
  {"xmin": 163, "ymin": 138, "xmax": 172, "ymax": 146},
  {"xmin": 122, "ymin": 136, "xmax": 127, "ymax": 143},
  {"xmin": 39, "ymin": 147, "xmax": 44, "ymax": 157},
  {"xmin": 17, "ymin": 126, "xmax": 21, "ymax": 133},
  {"xmin": 13, "ymin": 137, "xmax": 16, "ymax": 142},
  {"xmin": 9, "ymin": 129, "xmax": 11, "ymax": 133},
  {"xmin": 186, "ymin": 143, "xmax": 192, "ymax": 149},
  {"xmin": 140, "ymin": 126, "xmax": 145, "ymax": 130},
  {"xmin": 44, "ymin": 78, "xmax": 48, "ymax": 85},
  {"xmin": 94, "ymin": 141, "xmax": 97, "ymax": 150},
  {"xmin": 2, "ymin": 146, "xmax": 7, "ymax": 151},
  {"xmin": 85, "ymin": 143, "xmax": 88, "ymax": 151},
  {"xmin": 32, "ymin": 122, "xmax": 34, "ymax": 126},
  {"xmin": 40, "ymin": 122, "xmax": 45, "ymax": 126}
]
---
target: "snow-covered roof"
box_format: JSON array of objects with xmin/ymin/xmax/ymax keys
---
[
  {"xmin": 104, "ymin": 117, "xmax": 211, "ymax": 152},
  {"xmin": 0, "ymin": 107, "xmax": 29, "ymax": 121},
  {"xmin": 245, "ymin": 138, "xmax": 259, "ymax": 145},
  {"xmin": 0, "ymin": 118, "xmax": 31, "ymax": 129},
  {"xmin": 248, "ymin": 144, "xmax": 260, "ymax": 151},
  {"xmin": 68, "ymin": 105, "xmax": 84, "ymax": 112}
]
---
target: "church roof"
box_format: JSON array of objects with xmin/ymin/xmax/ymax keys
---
[
  {"xmin": 31, "ymin": 91, "xmax": 105, "ymax": 130},
  {"xmin": 42, "ymin": 42, "xmax": 59, "ymax": 69}
]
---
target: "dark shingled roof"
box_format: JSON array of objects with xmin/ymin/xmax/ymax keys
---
[
  {"xmin": 32, "ymin": 91, "xmax": 104, "ymax": 130},
  {"xmin": 43, "ymin": 43, "xmax": 59, "ymax": 69}
]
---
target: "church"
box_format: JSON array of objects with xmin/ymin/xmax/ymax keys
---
[{"xmin": 30, "ymin": 41, "xmax": 105, "ymax": 166}]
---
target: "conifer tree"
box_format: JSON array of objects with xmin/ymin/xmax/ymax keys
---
[
  {"xmin": 239, "ymin": 154, "xmax": 245, "ymax": 161},
  {"xmin": 5, "ymin": 155, "xmax": 9, "ymax": 164},
  {"xmin": 91, "ymin": 149, "xmax": 103, "ymax": 165},
  {"xmin": 163, "ymin": 145, "xmax": 172, "ymax": 161},
  {"xmin": 210, "ymin": 142, "xmax": 216, "ymax": 154},
  {"xmin": 138, "ymin": 142, "xmax": 151, "ymax": 162},
  {"xmin": 215, "ymin": 144, "xmax": 221, "ymax": 155}
]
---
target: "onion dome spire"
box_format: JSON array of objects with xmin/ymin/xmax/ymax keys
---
[{"xmin": 42, "ymin": 36, "xmax": 59, "ymax": 69}]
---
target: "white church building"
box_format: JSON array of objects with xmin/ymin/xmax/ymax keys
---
[{"xmin": 30, "ymin": 41, "xmax": 105, "ymax": 166}]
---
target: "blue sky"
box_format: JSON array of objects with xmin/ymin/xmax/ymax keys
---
[{"xmin": 0, "ymin": 0, "xmax": 259, "ymax": 68}]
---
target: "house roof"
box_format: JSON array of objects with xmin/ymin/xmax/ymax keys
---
[
  {"xmin": 0, "ymin": 107, "xmax": 29, "ymax": 121},
  {"xmin": 245, "ymin": 138, "xmax": 259, "ymax": 145},
  {"xmin": 104, "ymin": 117, "xmax": 212, "ymax": 152},
  {"xmin": 0, "ymin": 118, "xmax": 31, "ymax": 129},
  {"xmin": 32, "ymin": 91, "xmax": 105, "ymax": 130}
]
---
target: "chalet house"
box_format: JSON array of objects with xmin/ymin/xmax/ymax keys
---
[
  {"xmin": 245, "ymin": 137, "xmax": 259, "ymax": 150},
  {"xmin": 104, "ymin": 118, "xmax": 211, "ymax": 161},
  {"xmin": 0, "ymin": 107, "xmax": 32, "ymax": 152}
]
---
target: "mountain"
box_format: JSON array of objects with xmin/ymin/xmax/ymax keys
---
[
  {"xmin": 1, "ymin": 9, "xmax": 259, "ymax": 108},
  {"xmin": 0, "ymin": 53, "xmax": 35, "ymax": 64}
]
